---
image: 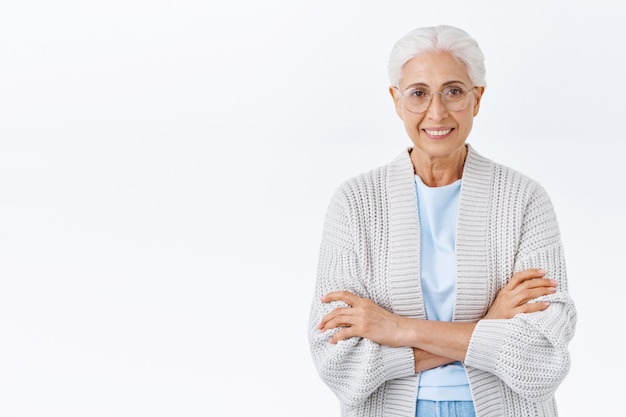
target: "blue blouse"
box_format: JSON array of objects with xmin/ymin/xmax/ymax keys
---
[{"xmin": 415, "ymin": 175, "xmax": 472, "ymax": 401}]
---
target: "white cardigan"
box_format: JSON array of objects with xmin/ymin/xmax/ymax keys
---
[{"xmin": 308, "ymin": 145, "xmax": 576, "ymax": 417}]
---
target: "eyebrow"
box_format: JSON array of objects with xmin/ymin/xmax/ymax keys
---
[{"xmin": 404, "ymin": 80, "xmax": 469, "ymax": 89}]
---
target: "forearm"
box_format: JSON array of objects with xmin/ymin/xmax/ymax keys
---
[
  {"xmin": 412, "ymin": 348, "xmax": 456, "ymax": 372},
  {"xmin": 405, "ymin": 319, "xmax": 477, "ymax": 362}
]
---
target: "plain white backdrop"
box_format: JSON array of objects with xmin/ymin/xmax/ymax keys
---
[{"xmin": 0, "ymin": 1, "xmax": 624, "ymax": 416}]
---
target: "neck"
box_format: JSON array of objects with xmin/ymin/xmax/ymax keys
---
[{"xmin": 410, "ymin": 146, "xmax": 467, "ymax": 187}]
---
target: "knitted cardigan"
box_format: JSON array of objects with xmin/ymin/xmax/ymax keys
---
[{"xmin": 308, "ymin": 145, "xmax": 576, "ymax": 417}]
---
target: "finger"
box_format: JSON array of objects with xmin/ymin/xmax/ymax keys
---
[
  {"xmin": 526, "ymin": 279, "xmax": 557, "ymax": 291},
  {"xmin": 508, "ymin": 269, "xmax": 546, "ymax": 288},
  {"xmin": 517, "ymin": 285, "xmax": 556, "ymax": 304},
  {"xmin": 321, "ymin": 291, "xmax": 362, "ymax": 306},
  {"xmin": 513, "ymin": 268, "xmax": 546, "ymax": 282},
  {"xmin": 330, "ymin": 326, "xmax": 359, "ymax": 344},
  {"xmin": 518, "ymin": 301, "xmax": 550, "ymax": 315},
  {"xmin": 507, "ymin": 283, "xmax": 555, "ymax": 306},
  {"xmin": 516, "ymin": 278, "xmax": 556, "ymax": 295},
  {"xmin": 319, "ymin": 307, "xmax": 354, "ymax": 329},
  {"xmin": 523, "ymin": 277, "xmax": 556, "ymax": 288},
  {"xmin": 319, "ymin": 308, "xmax": 356, "ymax": 330}
]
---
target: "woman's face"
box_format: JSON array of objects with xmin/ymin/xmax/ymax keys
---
[{"xmin": 390, "ymin": 51, "xmax": 484, "ymax": 160}]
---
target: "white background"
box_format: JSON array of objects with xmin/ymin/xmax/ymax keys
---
[{"xmin": 0, "ymin": 1, "xmax": 623, "ymax": 416}]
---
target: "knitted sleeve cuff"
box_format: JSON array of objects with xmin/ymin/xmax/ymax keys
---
[
  {"xmin": 381, "ymin": 345, "xmax": 416, "ymax": 381},
  {"xmin": 464, "ymin": 319, "xmax": 509, "ymax": 373}
]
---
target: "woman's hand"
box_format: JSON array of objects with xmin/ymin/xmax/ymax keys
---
[
  {"xmin": 319, "ymin": 291, "xmax": 475, "ymax": 361},
  {"xmin": 319, "ymin": 291, "xmax": 411, "ymax": 347},
  {"xmin": 484, "ymin": 269, "xmax": 556, "ymax": 320}
]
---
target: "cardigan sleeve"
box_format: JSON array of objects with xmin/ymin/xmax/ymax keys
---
[
  {"xmin": 308, "ymin": 187, "xmax": 415, "ymax": 410},
  {"xmin": 465, "ymin": 183, "xmax": 577, "ymax": 402}
]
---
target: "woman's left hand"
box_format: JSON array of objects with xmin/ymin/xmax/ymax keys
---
[
  {"xmin": 484, "ymin": 269, "xmax": 555, "ymax": 320},
  {"xmin": 319, "ymin": 291, "xmax": 411, "ymax": 347}
]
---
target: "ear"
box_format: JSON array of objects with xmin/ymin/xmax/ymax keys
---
[
  {"xmin": 389, "ymin": 86, "xmax": 403, "ymax": 119},
  {"xmin": 472, "ymin": 86, "xmax": 485, "ymax": 117}
]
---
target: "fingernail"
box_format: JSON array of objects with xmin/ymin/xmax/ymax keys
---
[
  {"xmin": 538, "ymin": 269, "xmax": 546, "ymax": 275},
  {"xmin": 550, "ymin": 279, "xmax": 558, "ymax": 285}
]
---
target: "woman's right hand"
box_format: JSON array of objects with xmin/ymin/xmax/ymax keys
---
[{"xmin": 484, "ymin": 269, "xmax": 556, "ymax": 320}]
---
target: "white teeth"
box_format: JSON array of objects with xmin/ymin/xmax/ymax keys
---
[{"xmin": 425, "ymin": 129, "xmax": 451, "ymax": 136}]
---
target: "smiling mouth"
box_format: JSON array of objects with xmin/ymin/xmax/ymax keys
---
[{"xmin": 424, "ymin": 128, "xmax": 453, "ymax": 136}]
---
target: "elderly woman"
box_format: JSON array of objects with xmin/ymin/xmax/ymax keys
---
[{"xmin": 308, "ymin": 25, "xmax": 576, "ymax": 417}]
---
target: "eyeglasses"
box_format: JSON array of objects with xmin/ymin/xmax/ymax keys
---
[{"xmin": 395, "ymin": 85, "xmax": 477, "ymax": 114}]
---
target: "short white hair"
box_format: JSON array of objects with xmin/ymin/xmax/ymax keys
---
[{"xmin": 388, "ymin": 25, "xmax": 487, "ymax": 88}]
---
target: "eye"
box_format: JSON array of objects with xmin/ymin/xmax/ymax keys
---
[
  {"xmin": 443, "ymin": 86, "xmax": 466, "ymax": 97},
  {"xmin": 407, "ymin": 88, "xmax": 428, "ymax": 98}
]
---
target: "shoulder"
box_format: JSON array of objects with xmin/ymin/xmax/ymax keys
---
[
  {"xmin": 330, "ymin": 149, "xmax": 411, "ymax": 211},
  {"xmin": 467, "ymin": 147, "xmax": 558, "ymax": 242},
  {"xmin": 468, "ymin": 145, "xmax": 546, "ymax": 199},
  {"xmin": 321, "ymin": 153, "xmax": 403, "ymax": 250}
]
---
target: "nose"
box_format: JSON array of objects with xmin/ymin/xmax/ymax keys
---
[{"xmin": 426, "ymin": 92, "xmax": 448, "ymax": 120}]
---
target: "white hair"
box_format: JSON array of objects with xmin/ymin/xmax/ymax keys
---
[{"xmin": 388, "ymin": 25, "xmax": 487, "ymax": 88}]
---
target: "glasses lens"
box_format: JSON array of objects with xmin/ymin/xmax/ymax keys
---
[
  {"xmin": 442, "ymin": 87, "xmax": 471, "ymax": 112},
  {"xmin": 402, "ymin": 87, "xmax": 473, "ymax": 113},
  {"xmin": 401, "ymin": 88, "xmax": 427, "ymax": 113}
]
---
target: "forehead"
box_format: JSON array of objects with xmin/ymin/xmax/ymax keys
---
[{"xmin": 400, "ymin": 51, "xmax": 472, "ymax": 88}]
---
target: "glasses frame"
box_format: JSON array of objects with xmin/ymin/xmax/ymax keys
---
[{"xmin": 394, "ymin": 85, "xmax": 478, "ymax": 114}]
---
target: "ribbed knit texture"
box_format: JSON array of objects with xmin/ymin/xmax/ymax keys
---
[{"xmin": 308, "ymin": 145, "xmax": 576, "ymax": 417}]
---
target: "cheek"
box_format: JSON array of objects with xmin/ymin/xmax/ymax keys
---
[
  {"xmin": 402, "ymin": 114, "xmax": 425, "ymax": 136},
  {"xmin": 458, "ymin": 114, "xmax": 474, "ymax": 133}
]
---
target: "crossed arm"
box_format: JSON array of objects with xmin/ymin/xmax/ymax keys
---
[{"xmin": 318, "ymin": 269, "xmax": 556, "ymax": 373}]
